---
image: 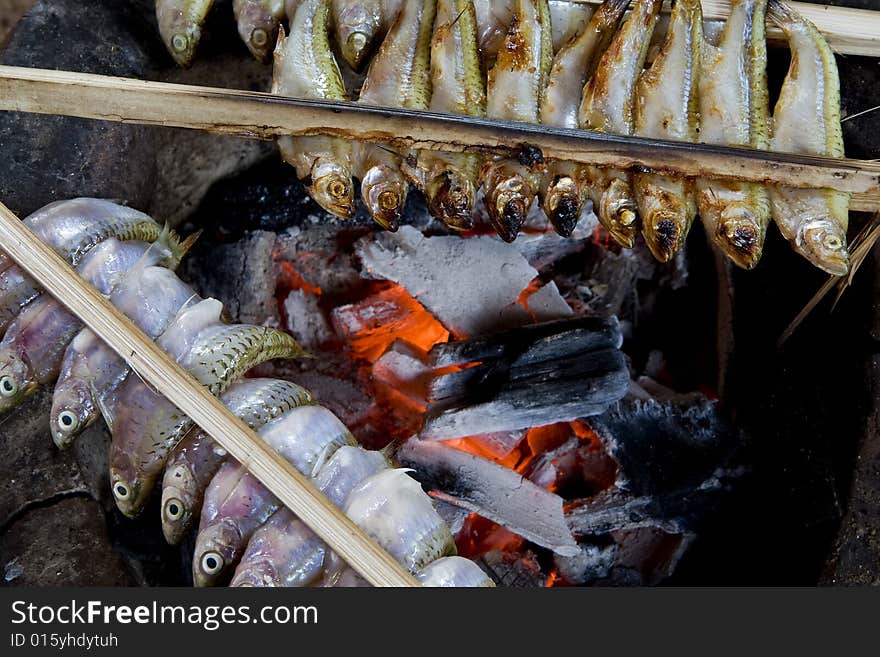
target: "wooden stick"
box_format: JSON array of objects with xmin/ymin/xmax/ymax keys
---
[
  {"xmin": 565, "ymin": 0, "xmax": 880, "ymax": 57},
  {"xmin": 0, "ymin": 200, "xmax": 419, "ymax": 588},
  {"xmin": 0, "ymin": 66, "xmax": 878, "ymax": 203}
]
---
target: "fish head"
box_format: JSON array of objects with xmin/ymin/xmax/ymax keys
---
[
  {"xmin": 598, "ymin": 178, "xmax": 638, "ymax": 248},
  {"xmin": 717, "ymin": 202, "xmax": 765, "ymax": 270},
  {"xmin": 307, "ymin": 159, "xmax": 356, "ymax": 219},
  {"xmin": 235, "ymin": 0, "xmax": 280, "ymax": 62},
  {"xmin": 335, "ymin": 3, "xmax": 381, "ymax": 71},
  {"xmin": 156, "ymin": 3, "xmax": 204, "ymax": 68},
  {"xmin": 641, "ymin": 196, "xmax": 691, "ymax": 263},
  {"xmin": 484, "ymin": 173, "xmax": 532, "ymax": 242},
  {"xmin": 0, "ymin": 349, "xmax": 37, "ymax": 413},
  {"xmin": 161, "ymin": 463, "xmax": 198, "ymax": 545},
  {"xmin": 543, "ymin": 175, "xmax": 584, "ymax": 237},
  {"xmin": 796, "ymin": 218, "xmax": 850, "ymax": 277},
  {"xmin": 361, "ymin": 163, "xmax": 408, "ymax": 231},
  {"xmin": 50, "ymin": 380, "xmax": 96, "ymax": 449},
  {"xmin": 425, "ymin": 171, "xmax": 476, "ymax": 232},
  {"xmin": 193, "ymin": 519, "xmax": 241, "ymax": 587},
  {"xmin": 110, "ymin": 459, "xmax": 152, "ymax": 518}
]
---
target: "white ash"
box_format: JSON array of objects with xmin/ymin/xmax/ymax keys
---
[
  {"xmin": 371, "ymin": 341, "xmax": 432, "ymax": 403},
  {"xmin": 283, "ymin": 290, "xmax": 333, "ymax": 350},
  {"xmin": 274, "ymin": 225, "xmax": 363, "ymax": 298},
  {"xmin": 553, "ymin": 542, "xmax": 618, "ymax": 585},
  {"xmin": 356, "ymin": 226, "xmax": 572, "ymax": 337}
]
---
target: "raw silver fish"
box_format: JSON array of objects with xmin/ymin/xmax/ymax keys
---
[
  {"xmin": 108, "ymin": 299, "xmax": 306, "ymax": 517},
  {"xmin": 633, "ymin": 0, "xmax": 703, "ymax": 262},
  {"xmin": 0, "ymin": 240, "xmax": 152, "ymax": 414},
  {"xmin": 355, "ymin": 0, "xmax": 436, "ymax": 231},
  {"xmin": 539, "ymin": 0, "xmax": 628, "ymax": 236},
  {"xmin": 156, "ymin": 0, "xmax": 215, "ymax": 67},
  {"xmin": 51, "ymin": 266, "xmax": 200, "ymax": 449},
  {"xmin": 416, "ymin": 556, "xmax": 496, "ymax": 587},
  {"xmin": 192, "ymin": 405, "xmax": 355, "ymax": 586},
  {"xmin": 696, "ymin": 0, "xmax": 772, "ymax": 270},
  {"xmin": 230, "ymin": 511, "xmax": 327, "ymax": 587},
  {"xmin": 161, "ymin": 378, "xmax": 316, "ymax": 545},
  {"xmin": 406, "ymin": 0, "xmax": 486, "ymax": 231},
  {"xmin": 0, "ymin": 199, "xmax": 175, "ymax": 336},
  {"xmin": 481, "ymin": 0, "xmax": 552, "ymax": 242},
  {"xmin": 767, "ymin": 0, "xmax": 849, "ymax": 275},
  {"xmin": 579, "ymin": 0, "xmax": 663, "ymax": 248},
  {"xmin": 234, "ymin": 0, "xmax": 286, "ymax": 62},
  {"xmin": 274, "ymin": 0, "xmax": 356, "ymax": 219}
]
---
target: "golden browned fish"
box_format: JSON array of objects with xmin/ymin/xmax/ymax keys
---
[
  {"xmin": 633, "ymin": 0, "xmax": 703, "ymax": 262},
  {"xmin": 156, "ymin": 0, "xmax": 215, "ymax": 67},
  {"xmin": 539, "ymin": 0, "xmax": 628, "ymax": 236},
  {"xmin": 696, "ymin": 0, "xmax": 771, "ymax": 270},
  {"xmin": 579, "ymin": 0, "xmax": 663, "ymax": 248},
  {"xmin": 767, "ymin": 0, "xmax": 850, "ymax": 275}
]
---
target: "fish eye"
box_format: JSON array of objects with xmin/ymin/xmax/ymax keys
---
[
  {"xmin": 201, "ymin": 552, "xmax": 224, "ymax": 575},
  {"xmin": 378, "ymin": 190, "xmax": 400, "ymax": 211},
  {"xmin": 251, "ymin": 28, "xmax": 268, "ymax": 47},
  {"xmin": 57, "ymin": 410, "xmax": 79, "ymax": 433},
  {"xmin": 164, "ymin": 498, "xmax": 184, "ymax": 521},
  {"xmin": 823, "ymin": 234, "xmax": 843, "ymax": 250},
  {"xmin": 329, "ymin": 180, "xmax": 349, "ymax": 199},
  {"xmin": 171, "ymin": 34, "xmax": 188, "ymax": 53},
  {"xmin": 113, "ymin": 481, "xmax": 130, "ymax": 500},
  {"xmin": 0, "ymin": 376, "xmax": 17, "ymax": 397}
]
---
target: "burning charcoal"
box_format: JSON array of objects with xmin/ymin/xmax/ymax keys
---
[
  {"xmin": 356, "ymin": 226, "xmax": 572, "ymax": 337},
  {"xmin": 397, "ymin": 437, "xmax": 580, "ymax": 557},
  {"xmin": 513, "ymin": 231, "xmax": 590, "ymax": 273},
  {"xmin": 553, "ymin": 542, "xmax": 618, "ymax": 586},
  {"xmin": 607, "ymin": 529, "xmax": 694, "ymax": 586},
  {"xmin": 372, "ymin": 341, "xmax": 433, "ymax": 404},
  {"xmin": 433, "ymin": 500, "xmax": 471, "ymax": 536},
  {"xmin": 274, "ymin": 225, "xmax": 363, "ymax": 299},
  {"xmin": 283, "ymin": 289, "xmax": 333, "ymax": 350},
  {"xmin": 479, "ymin": 549, "xmax": 545, "ymax": 588}
]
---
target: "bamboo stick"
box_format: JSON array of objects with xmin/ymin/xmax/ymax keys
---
[
  {"xmin": 565, "ymin": 0, "xmax": 880, "ymax": 57},
  {"xmin": 0, "ymin": 200, "xmax": 419, "ymax": 588},
  {"xmin": 0, "ymin": 67, "xmax": 878, "ymax": 205}
]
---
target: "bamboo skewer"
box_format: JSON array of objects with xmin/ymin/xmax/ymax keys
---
[
  {"xmin": 565, "ymin": 0, "xmax": 880, "ymax": 57},
  {"xmin": 0, "ymin": 67, "xmax": 878, "ymax": 207},
  {"xmin": 0, "ymin": 200, "xmax": 419, "ymax": 588}
]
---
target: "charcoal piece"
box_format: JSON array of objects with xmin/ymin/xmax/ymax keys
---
[
  {"xmin": 479, "ymin": 550, "xmax": 545, "ymax": 588},
  {"xmin": 590, "ymin": 397, "xmax": 738, "ymax": 496},
  {"xmin": 422, "ymin": 348, "xmax": 629, "ymax": 440},
  {"xmin": 553, "ymin": 542, "xmax": 618, "ymax": 585},
  {"xmin": 397, "ymin": 437, "xmax": 580, "ymax": 556}
]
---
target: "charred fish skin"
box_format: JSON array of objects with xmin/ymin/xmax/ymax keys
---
[
  {"xmin": 539, "ymin": 0, "xmax": 628, "ymax": 236},
  {"xmin": 0, "ymin": 199, "xmax": 174, "ymax": 337},
  {"xmin": 109, "ymin": 300, "xmax": 306, "ymax": 518},
  {"xmin": 0, "ymin": 240, "xmax": 151, "ymax": 415},
  {"xmin": 356, "ymin": 0, "xmax": 436, "ymax": 231},
  {"xmin": 633, "ymin": 0, "xmax": 703, "ymax": 263},
  {"xmin": 332, "ymin": 0, "xmax": 383, "ymax": 71},
  {"xmin": 156, "ymin": 0, "xmax": 215, "ymax": 67},
  {"xmin": 767, "ymin": 0, "xmax": 849, "ymax": 276},
  {"xmin": 407, "ymin": 0, "xmax": 486, "ymax": 231},
  {"xmin": 481, "ymin": 0, "xmax": 552, "ymax": 242},
  {"xmin": 274, "ymin": 0, "xmax": 356, "ymax": 219},
  {"xmin": 234, "ymin": 0, "xmax": 286, "ymax": 62},
  {"xmin": 192, "ymin": 405, "xmax": 355, "ymax": 586},
  {"xmin": 578, "ymin": 0, "xmax": 663, "ymax": 249},
  {"xmin": 230, "ymin": 511, "xmax": 327, "ymax": 587},
  {"xmin": 161, "ymin": 378, "xmax": 316, "ymax": 545},
  {"xmin": 696, "ymin": 0, "xmax": 771, "ymax": 270}
]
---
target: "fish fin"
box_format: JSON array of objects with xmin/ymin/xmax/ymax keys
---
[
  {"xmin": 153, "ymin": 224, "xmax": 200, "ymax": 271},
  {"xmin": 271, "ymin": 25, "xmax": 288, "ymax": 95}
]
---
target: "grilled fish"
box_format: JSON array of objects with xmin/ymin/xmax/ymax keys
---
[
  {"xmin": 356, "ymin": 0, "xmax": 436, "ymax": 231},
  {"xmin": 481, "ymin": 0, "xmax": 552, "ymax": 242},
  {"xmin": 579, "ymin": 0, "xmax": 663, "ymax": 248},
  {"xmin": 405, "ymin": 0, "xmax": 486, "ymax": 231},
  {"xmin": 161, "ymin": 378, "xmax": 316, "ymax": 545},
  {"xmin": 274, "ymin": 0, "xmax": 356, "ymax": 219},
  {"xmin": 331, "ymin": 0, "xmax": 383, "ymax": 70},
  {"xmin": 696, "ymin": 0, "xmax": 772, "ymax": 270},
  {"xmin": 767, "ymin": 0, "xmax": 849, "ymax": 275},
  {"xmin": 234, "ymin": 0, "xmax": 286, "ymax": 62},
  {"xmin": 156, "ymin": 0, "xmax": 215, "ymax": 67},
  {"xmin": 633, "ymin": 0, "xmax": 703, "ymax": 262},
  {"xmin": 539, "ymin": 0, "xmax": 628, "ymax": 236}
]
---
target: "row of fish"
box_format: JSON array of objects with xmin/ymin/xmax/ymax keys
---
[
  {"xmin": 269, "ymin": 0, "xmax": 849, "ymax": 274},
  {"xmin": 0, "ymin": 198, "xmax": 492, "ymax": 587}
]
